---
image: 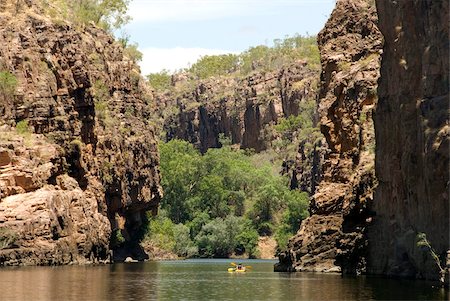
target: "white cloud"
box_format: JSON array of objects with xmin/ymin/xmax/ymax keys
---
[
  {"xmin": 128, "ymin": 0, "xmax": 334, "ymax": 23},
  {"xmin": 139, "ymin": 47, "xmax": 238, "ymax": 74},
  {"xmin": 129, "ymin": 0, "xmax": 252, "ymax": 23}
]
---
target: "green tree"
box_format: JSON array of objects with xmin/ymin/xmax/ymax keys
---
[
  {"xmin": 274, "ymin": 191, "xmax": 309, "ymax": 252},
  {"xmin": 147, "ymin": 70, "xmax": 172, "ymax": 92},
  {"xmin": 189, "ymin": 54, "xmax": 239, "ymax": 79},
  {"xmin": 173, "ymin": 223, "xmax": 198, "ymax": 257},
  {"xmin": 67, "ymin": 0, "xmax": 131, "ymax": 31},
  {"xmin": 236, "ymin": 220, "xmax": 259, "ymax": 258},
  {"xmin": 159, "ymin": 140, "xmax": 201, "ymax": 223}
]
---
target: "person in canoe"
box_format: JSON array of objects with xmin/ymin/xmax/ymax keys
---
[{"xmin": 236, "ymin": 263, "xmax": 245, "ymax": 271}]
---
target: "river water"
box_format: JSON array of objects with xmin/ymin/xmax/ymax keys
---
[{"xmin": 0, "ymin": 259, "xmax": 447, "ymax": 300}]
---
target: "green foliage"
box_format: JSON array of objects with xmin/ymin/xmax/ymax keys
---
[
  {"xmin": 145, "ymin": 214, "xmax": 177, "ymax": 252},
  {"xmin": 110, "ymin": 229, "xmax": 125, "ymax": 248},
  {"xmin": 178, "ymin": 34, "xmax": 319, "ymax": 81},
  {"xmin": 188, "ymin": 54, "xmax": 239, "ymax": 79},
  {"xmin": 147, "ymin": 70, "xmax": 172, "ymax": 92},
  {"xmin": 42, "ymin": 0, "xmax": 130, "ymax": 31},
  {"xmin": 123, "ymin": 43, "xmax": 143, "ymax": 63},
  {"xmin": 153, "ymin": 139, "xmax": 310, "ymax": 257},
  {"xmin": 173, "ymin": 223, "xmax": 198, "ymax": 257},
  {"xmin": 159, "ymin": 140, "xmax": 201, "ymax": 224},
  {"xmin": 16, "ymin": 120, "xmax": 29, "ymax": 135},
  {"xmin": 118, "ymin": 34, "xmax": 143, "ymax": 63},
  {"xmin": 68, "ymin": 0, "xmax": 131, "ymax": 31},
  {"xmin": 275, "ymin": 100, "xmax": 315, "ymax": 138},
  {"xmin": 0, "ymin": 228, "xmax": 18, "ymax": 250},
  {"xmin": 0, "ymin": 71, "xmax": 17, "ymax": 99},
  {"xmin": 235, "ymin": 221, "xmax": 260, "ymax": 258},
  {"xmin": 194, "ymin": 215, "xmax": 257, "ymax": 258},
  {"xmin": 92, "ymin": 80, "xmax": 113, "ymax": 125},
  {"xmin": 416, "ymin": 232, "xmax": 445, "ymax": 283},
  {"xmin": 274, "ymin": 191, "xmax": 309, "ymax": 252},
  {"xmin": 240, "ymin": 35, "xmax": 320, "ymax": 74}
]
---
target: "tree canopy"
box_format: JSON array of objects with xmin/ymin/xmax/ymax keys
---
[{"xmin": 142, "ymin": 139, "xmax": 310, "ymax": 258}]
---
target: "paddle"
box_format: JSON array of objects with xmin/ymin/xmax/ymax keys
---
[{"xmin": 230, "ymin": 262, "xmax": 236, "ymax": 266}]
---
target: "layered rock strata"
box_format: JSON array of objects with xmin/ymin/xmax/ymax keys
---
[
  {"xmin": 368, "ymin": 0, "xmax": 449, "ymax": 281},
  {"xmin": 157, "ymin": 62, "xmax": 318, "ymax": 153},
  {"xmin": 0, "ymin": 1, "xmax": 162, "ymax": 265},
  {"xmin": 276, "ymin": 0, "xmax": 382, "ymax": 273}
]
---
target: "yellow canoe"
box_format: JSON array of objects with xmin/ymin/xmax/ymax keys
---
[{"xmin": 228, "ymin": 267, "xmax": 246, "ymax": 272}]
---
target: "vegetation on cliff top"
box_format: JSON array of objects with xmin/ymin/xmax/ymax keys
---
[
  {"xmin": 147, "ymin": 34, "xmax": 320, "ymax": 92},
  {"xmin": 42, "ymin": 0, "xmax": 130, "ymax": 31}
]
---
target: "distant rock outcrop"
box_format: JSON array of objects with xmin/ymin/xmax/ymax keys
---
[
  {"xmin": 157, "ymin": 62, "xmax": 318, "ymax": 153},
  {"xmin": 0, "ymin": 1, "xmax": 162, "ymax": 265}
]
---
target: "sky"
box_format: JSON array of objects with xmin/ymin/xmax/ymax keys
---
[{"xmin": 122, "ymin": 0, "xmax": 336, "ymax": 75}]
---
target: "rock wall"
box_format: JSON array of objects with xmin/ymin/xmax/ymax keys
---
[
  {"xmin": 368, "ymin": 0, "xmax": 449, "ymax": 281},
  {"xmin": 0, "ymin": 1, "xmax": 162, "ymax": 265},
  {"xmin": 276, "ymin": 0, "xmax": 382, "ymax": 273},
  {"xmin": 158, "ymin": 62, "xmax": 318, "ymax": 153}
]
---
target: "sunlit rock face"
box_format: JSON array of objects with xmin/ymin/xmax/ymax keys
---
[
  {"xmin": 0, "ymin": 1, "xmax": 162, "ymax": 265},
  {"xmin": 276, "ymin": 0, "xmax": 382, "ymax": 274},
  {"xmin": 367, "ymin": 0, "xmax": 449, "ymax": 281}
]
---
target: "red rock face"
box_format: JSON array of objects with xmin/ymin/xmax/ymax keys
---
[
  {"xmin": 276, "ymin": 0, "xmax": 383, "ymax": 274},
  {"xmin": 0, "ymin": 2, "xmax": 162, "ymax": 265},
  {"xmin": 368, "ymin": 0, "xmax": 449, "ymax": 281}
]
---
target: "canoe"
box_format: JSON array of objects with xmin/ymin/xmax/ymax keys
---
[{"xmin": 228, "ymin": 267, "xmax": 246, "ymax": 272}]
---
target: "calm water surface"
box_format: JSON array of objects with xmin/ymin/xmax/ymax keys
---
[{"xmin": 0, "ymin": 259, "xmax": 447, "ymax": 300}]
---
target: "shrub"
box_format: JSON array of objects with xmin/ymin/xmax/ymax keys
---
[
  {"xmin": 15, "ymin": 120, "xmax": 29, "ymax": 135},
  {"xmin": 123, "ymin": 42, "xmax": 143, "ymax": 63},
  {"xmin": 110, "ymin": 229, "xmax": 125, "ymax": 248},
  {"xmin": 416, "ymin": 232, "xmax": 446, "ymax": 284},
  {"xmin": 0, "ymin": 71, "xmax": 17, "ymax": 100},
  {"xmin": 173, "ymin": 223, "xmax": 198, "ymax": 257},
  {"xmin": 236, "ymin": 222, "xmax": 259, "ymax": 257},
  {"xmin": 188, "ymin": 54, "xmax": 239, "ymax": 79},
  {"xmin": 144, "ymin": 215, "xmax": 176, "ymax": 252},
  {"xmin": 0, "ymin": 228, "xmax": 18, "ymax": 250},
  {"xmin": 147, "ymin": 70, "xmax": 172, "ymax": 92}
]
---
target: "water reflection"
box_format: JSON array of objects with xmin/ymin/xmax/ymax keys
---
[{"xmin": 0, "ymin": 259, "xmax": 447, "ymax": 300}]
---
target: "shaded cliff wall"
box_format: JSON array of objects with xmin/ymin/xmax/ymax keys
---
[
  {"xmin": 0, "ymin": 1, "xmax": 162, "ymax": 265},
  {"xmin": 368, "ymin": 0, "xmax": 449, "ymax": 281},
  {"xmin": 276, "ymin": 0, "xmax": 382, "ymax": 273}
]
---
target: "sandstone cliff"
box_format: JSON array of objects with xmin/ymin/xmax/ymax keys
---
[
  {"xmin": 158, "ymin": 62, "xmax": 318, "ymax": 153},
  {"xmin": 0, "ymin": 1, "xmax": 162, "ymax": 265},
  {"xmin": 368, "ymin": 0, "xmax": 449, "ymax": 281},
  {"xmin": 276, "ymin": 0, "xmax": 383, "ymax": 273}
]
